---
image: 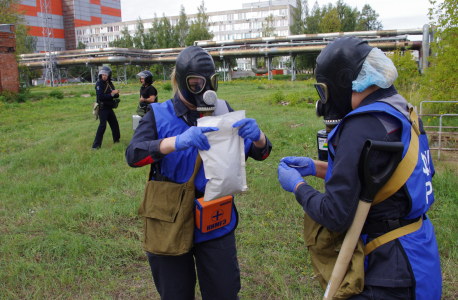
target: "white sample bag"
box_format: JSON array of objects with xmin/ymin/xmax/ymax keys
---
[{"xmin": 197, "ymin": 110, "xmax": 248, "ymax": 202}]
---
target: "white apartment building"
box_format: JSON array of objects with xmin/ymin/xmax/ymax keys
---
[{"xmin": 74, "ymin": 0, "xmax": 296, "ymax": 70}]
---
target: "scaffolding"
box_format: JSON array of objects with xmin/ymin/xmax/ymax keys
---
[{"xmin": 40, "ymin": 0, "xmax": 57, "ymax": 86}]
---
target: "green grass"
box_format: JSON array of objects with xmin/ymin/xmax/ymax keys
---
[{"xmin": 1, "ymin": 80, "xmax": 457, "ymax": 299}]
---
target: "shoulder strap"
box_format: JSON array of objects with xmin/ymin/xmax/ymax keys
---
[
  {"xmin": 363, "ymin": 108, "xmax": 423, "ymax": 255},
  {"xmin": 371, "ymin": 107, "xmax": 420, "ymax": 205},
  {"xmin": 187, "ymin": 154, "xmax": 202, "ymax": 190},
  {"xmin": 147, "ymin": 153, "xmax": 202, "ymax": 188},
  {"xmin": 364, "ymin": 215, "xmax": 423, "ymax": 255}
]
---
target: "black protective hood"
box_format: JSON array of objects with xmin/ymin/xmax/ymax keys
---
[
  {"xmin": 315, "ymin": 36, "xmax": 372, "ymax": 125},
  {"xmin": 175, "ymin": 46, "xmax": 217, "ymax": 109}
]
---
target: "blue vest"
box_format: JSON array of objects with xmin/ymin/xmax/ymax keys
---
[
  {"xmin": 326, "ymin": 99, "xmax": 442, "ymax": 299},
  {"xmin": 151, "ymin": 99, "xmax": 238, "ymax": 244}
]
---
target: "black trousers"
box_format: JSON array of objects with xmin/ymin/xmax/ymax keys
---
[
  {"xmin": 92, "ymin": 107, "xmax": 120, "ymax": 148},
  {"xmin": 146, "ymin": 231, "xmax": 241, "ymax": 300},
  {"xmin": 348, "ymin": 285, "xmax": 413, "ymax": 300}
]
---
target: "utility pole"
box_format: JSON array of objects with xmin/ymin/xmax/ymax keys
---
[{"xmin": 40, "ymin": 0, "xmax": 57, "ymax": 86}]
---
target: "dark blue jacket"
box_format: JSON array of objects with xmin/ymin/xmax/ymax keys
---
[{"xmin": 95, "ymin": 80, "xmax": 117, "ymax": 108}]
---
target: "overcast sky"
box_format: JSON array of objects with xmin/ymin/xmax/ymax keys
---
[{"xmin": 122, "ymin": 0, "xmax": 433, "ymax": 29}]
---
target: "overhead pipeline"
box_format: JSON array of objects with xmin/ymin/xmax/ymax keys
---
[
  {"xmin": 19, "ymin": 41, "xmax": 422, "ymax": 69},
  {"xmin": 194, "ymin": 28, "xmax": 424, "ymax": 47},
  {"xmin": 19, "ymin": 47, "xmax": 186, "ymax": 59}
]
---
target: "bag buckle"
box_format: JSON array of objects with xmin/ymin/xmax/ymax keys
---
[{"xmin": 386, "ymin": 219, "xmax": 402, "ymax": 231}]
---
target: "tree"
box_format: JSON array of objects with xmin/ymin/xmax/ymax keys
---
[
  {"xmin": 77, "ymin": 41, "xmax": 86, "ymax": 49},
  {"xmin": 356, "ymin": 4, "xmax": 383, "ymax": 31},
  {"xmin": 421, "ymin": 0, "xmax": 458, "ymax": 100},
  {"xmin": 108, "ymin": 26, "xmax": 137, "ymax": 80},
  {"xmin": 336, "ymin": 0, "xmax": 359, "ymax": 32},
  {"xmin": 306, "ymin": 1, "xmax": 321, "ymax": 34},
  {"xmin": 157, "ymin": 14, "xmax": 175, "ymax": 48},
  {"xmin": 262, "ymin": 14, "xmax": 276, "ymax": 37},
  {"xmin": 109, "ymin": 25, "xmax": 133, "ymax": 48},
  {"xmin": 290, "ymin": 0, "xmax": 307, "ymax": 35},
  {"xmin": 319, "ymin": 7, "xmax": 341, "ymax": 33},
  {"xmin": 175, "ymin": 5, "xmax": 190, "ymax": 47},
  {"xmin": 133, "ymin": 18, "xmax": 145, "ymax": 49},
  {"xmin": 24, "ymin": 36, "xmax": 37, "ymax": 53},
  {"xmin": 0, "ymin": 0, "xmax": 29, "ymax": 58},
  {"xmin": 387, "ymin": 49, "xmax": 420, "ymax": 91},
  {"xmin": 0, "ymin": 1, "xmax": 43, "ymax": 86},
  {"xmin": 290, "ymin": 0, "xmax": 320, "ymax": 73},
  {"xmin": 144, "ymin": 13, "xmax": 159, "ymax": 49},
  {"xmin": 185, "ymin": 0, "xmax": 213, "ymax": 46},
  {"xmin": 68, "ymin": 42, "xmax": 91, "ymax": 81}
]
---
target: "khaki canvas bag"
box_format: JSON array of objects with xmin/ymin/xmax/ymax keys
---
[
  {"xmin": 304, "ymin": 213, "xmax": 365, "ymax": 300},
  {"xmin": 137, "ymin": 155, "xmax": 201, "ymax": 256}
]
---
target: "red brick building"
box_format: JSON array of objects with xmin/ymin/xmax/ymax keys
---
[{"xmin": 0, "ymin": 24, "xmax": 19, "ymax": 94}]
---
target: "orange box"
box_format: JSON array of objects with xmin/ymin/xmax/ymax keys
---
[{"xmin": 195, "ymin": 195, "xmax": 233, "ymax": 233}]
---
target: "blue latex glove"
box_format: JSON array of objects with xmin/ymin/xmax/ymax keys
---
[
  {"xmin": 281, "ymin": 156, "xmax": 316, "ymax": 177},
  {"xmin": 175, "ymin": 127, "xmax": 219, "ymax": 151},
  {"xmin": 277, "ymin": 161, "xmax": 305, "ymax": 194},
  {"xmin": 232, "ymin": 118, "xmax": 261, "ymax": 142}
]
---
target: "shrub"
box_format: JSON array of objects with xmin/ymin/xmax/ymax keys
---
[
  {"xmin": 31, "ymin": 92, "xmax": 48, "ymax": 101},
  {"xmin": 0, "ymin": 90, "xmax": 17, "ymax": 103},
  {"xmin": 268, "ymin": 90, "xmax": 285, "ymax": 105},
  {"xmin": 421, "ymin": 0, "xmax": 458, "ymax": 101},
  {"xmin": 16, "ymin": 93, "xmax": 28, "ymax": 103},
  {"xmin": 287, "ymin": 93, "xmax": 316, "ymax": 107},
  {"xmin": 162, "ymin": 82, "xmax": 172, "ymax": 91},
  {"xmin": 0, "ymin": 90, "xmax": 33, "ymax": 103},
  {"xmin": 49, "ymin": 90, "xmax": 64, "ymax": 99},
  {"xmin": 387, "ymin": 49, "xmax": 420, "ymax": 91}
]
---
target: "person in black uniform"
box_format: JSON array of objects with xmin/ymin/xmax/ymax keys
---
[
  {"xmin": 125, "ymin": 46, "xmax": 272, "ymax": 300},
  {"xmin": 136, "ymin": 70, "xmax": 158, "ymax": 117},
  {"xmin": 92, "ymin": 66, "xmax": 121, "ymax": 150}
]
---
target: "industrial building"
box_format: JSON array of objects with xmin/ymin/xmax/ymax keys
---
[
  {"xmin": 74, "ymin": 0, "xmax": 295, "ymax": 69},
  {"xmin": 19, "ymin": 0, "xmax": 122, "ymax": 51}
]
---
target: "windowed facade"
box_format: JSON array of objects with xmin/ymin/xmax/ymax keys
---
[{"xmin": 75, "ymin": 0, "xmax": 294, "ymax": 69}]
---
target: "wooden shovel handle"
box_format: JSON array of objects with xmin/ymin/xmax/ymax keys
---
[{"xmin": 323, "ymin": 200, "xmax": 371, "ymax": 300}]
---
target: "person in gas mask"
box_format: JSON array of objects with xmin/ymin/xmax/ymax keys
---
[
  {"xmin": 125, "ymin": 46, "xmax": 272, "ymax": 300},
  {"xmin": 92, "ymin": 66, "xmax": 120, "ymax": 150},
  {"xmin": 136, "ymin": 70, "xmax": 158, "ymax": 117},
  {"xmin": 277, "ymin": 36, "xmax": 441, "ymax": 299}
]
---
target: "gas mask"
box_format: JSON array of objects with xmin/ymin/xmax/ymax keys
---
[
  {"xmin": 175, "ymin": 46, "xmax": 219, "ymax": 113},
  {"xmin": 314, "ymin": 36, "xmax": 373, "ymax": 125},
  {"xmin": 314, "ymin": 37, "xmax": 372, "ymax": 160}
]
